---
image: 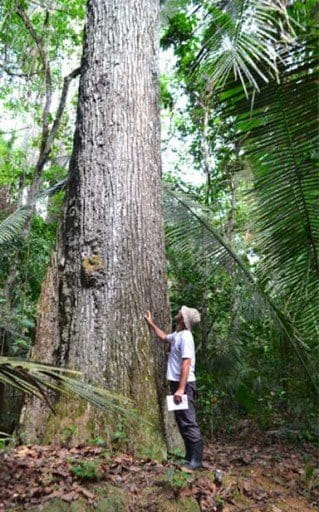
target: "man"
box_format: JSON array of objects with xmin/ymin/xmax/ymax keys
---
[{"xmin": 144, "ymin": 305, "xmax": 203, "ymax": 470}]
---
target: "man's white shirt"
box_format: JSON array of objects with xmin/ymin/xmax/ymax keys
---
[{"xmin": 166, "ymin": 330, "xmax": 196, "ymax": 382}]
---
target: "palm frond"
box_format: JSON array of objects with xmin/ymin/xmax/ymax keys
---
[
  {"xmin": 35, "ymin": 178, "xmax": 68, "ymax": 200},
  {"xmin": 0, "ymin": 357, "xmax": 135, "ymax": 420},
  {"xmin": 217, "ymin": 38, "xmax": 319, "ymax": 340},
  {"xmin": 192, "ymin": 0, "xmax": 294, "ymax": 93},
  {"xmin": 0, "ymin": 206, "xmax": 32, "ymax": 245},
  {"xmin": 0, "ymin": 179, "xmax": 68, "ymax": 246}
]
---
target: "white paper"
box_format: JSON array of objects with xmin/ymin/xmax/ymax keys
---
[{"xmin": 166, "ymin": 394, "xmax": 188, "ymax": 411}]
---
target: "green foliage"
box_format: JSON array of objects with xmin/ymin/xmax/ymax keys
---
[
  {"xmin": 0, "ymin": 0, "xmax": 86, "ymax": 80},
  {"xmin": 217, "ymin": 41, "xmax": 319, "ymax": 344},
  {"xmin": 109, "ymin": 414, "xmax": 141, "ymax": 452},
  {"xmin": 0, "ymin": 136, "xmax": 31, "ymax": 193},
  {"xmin": 161, "ymin": 11, "xmax": 197, "ymax": 48},
  {"xmin": 89, "ymin": 436, "xmax": 107, "ymax": 447},
  {"xmin": 61, "ymin": 424, "xmax": 77, "ymax": 443},
  {"xmin": 302, "ymin": 457, "xmax": 317, "ymax": 494},
  {"xmin": 0, "ymin": 206, "xmax": 31, "ymax": 245},
  {"xmin": 111, "ymin": 428, "xmax": 129, "ymax": 444},
  {"xmin": 70, "ymin": 460, "xmax": 102, "ymax": 481},
  {"xmin": 165, "ymin": 468, "xmax": 193, "ymax": 491},
  {"xmin": 160, "ymin": 74, "xmax": 174, "ymax": 110},
  {"xmin": 167, "ymin": 447, "xmax": 185, "ymax": 461},
  {"xmin": 162, "ymin": 1, "xmax": 296, "ymax": 93},
  {"xmin": 0, "ymin": 183, "xmax": 64, "ymax": 365},
  {"xmin": 0, "ymin": 431, "xmax": 11, "ymax": 450}
]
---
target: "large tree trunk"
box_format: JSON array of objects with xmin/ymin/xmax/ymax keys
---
[{"xmin": 21, "ymin": 0, "xmax": 180, "ymax": 454}]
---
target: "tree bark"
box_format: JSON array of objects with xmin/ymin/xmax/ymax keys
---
[{"xmin": 22, "ymin": 0, "xmax": 178, "ymax": 454}]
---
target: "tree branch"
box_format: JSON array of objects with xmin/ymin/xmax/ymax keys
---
[
  {"xmin": 29, "ymin": 67, "xmax": 81, "ymax": 199},
  {"xmin": 0, "ymin": 64, "xmax": 40, "ymax": 79},
  {"xmin": 46, "ymin": 67, "xmax": 81, "ymax": 151},
  {"xmin": 16, "ymin": 6, "xmax": 49, "ymax": 69},
  {"xmin": 16, "ymin": 6, "xmax": 52, "ymax": 187},
  {"xmin": 28, "ymin": 0, "xmax": 72, "ymax": 15},
  {"xmin": 16, "ymin": 8, "xmax": 80, "ymax": 199}
]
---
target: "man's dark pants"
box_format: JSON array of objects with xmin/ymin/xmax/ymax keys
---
[{"xmin": 169, "ymin": 381, "xmax": 202, "ymax": 443}]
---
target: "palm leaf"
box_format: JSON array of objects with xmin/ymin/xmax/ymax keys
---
[
  {"xmin": 0, "ymin": 357, "xmax": 135, "ymax": 420},
  {"xmin": 191, "ymin": 0, "xmax": 294, "ymax": 93},
  {"xmin": 217, "ymin": 38, "xmax": 319, "ymax": 341},
  {"xmin": 0, "ymin": 206, "xmax": 32, "ymax": 245},
  {"xmin": 0, "ymin": 179, "xmax": 67, "ymax": 245}
]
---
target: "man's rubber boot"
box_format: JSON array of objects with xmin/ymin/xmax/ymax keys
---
[
  {"xmin": 184, "ymin": 438, "xmax": 192, "ymax": 462},
  {"xmin": 184, "ymin": 440, "xmax": 203, "ymax": 470}
]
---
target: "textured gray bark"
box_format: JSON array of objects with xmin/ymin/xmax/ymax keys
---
[
  {"xmin": 60, "ymin": 0, "xmax": 169, "ymax": 391},
  {"xmin": 22, "ymin": 0, "xmax": 182, "ymax": 451}
]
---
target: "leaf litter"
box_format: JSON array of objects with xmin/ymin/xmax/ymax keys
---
[{"xmin": 0, "ymin": 436, "xmax": 317, "ymax": 511}]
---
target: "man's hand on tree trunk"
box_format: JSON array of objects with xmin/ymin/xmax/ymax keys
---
[
  {"xmin": 144, "ymin": 311, "xmax": 154, "ymax": 326},
  {"xmin": 144, "ymin": 311, "xmax": 168, "ymax": 341}
]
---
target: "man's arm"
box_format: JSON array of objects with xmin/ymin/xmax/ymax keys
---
[
  {"xmin": 174, "ymin": 358, "xmax": 191, "ymax": 403},
  {"xmin": 144, "ymin": 311, "xmax": 168, "ymax": 342}
]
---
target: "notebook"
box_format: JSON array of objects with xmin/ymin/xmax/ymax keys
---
[{"xmin": 166, "ymin": 394, "xmax": 189, "ymax": 411}]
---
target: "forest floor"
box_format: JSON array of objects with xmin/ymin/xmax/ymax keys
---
[{"xmin": 0, "ymin": 430, "xmax": 318, "ymax": 512}]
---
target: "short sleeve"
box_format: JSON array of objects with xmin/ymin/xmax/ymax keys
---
[
  {"xmin": 180, "ymin": 331, "xmax": 194, "ymax": 359},
  {"xmin": 166, "ymin": 332, "xmax": 176, "ymax": 343}
]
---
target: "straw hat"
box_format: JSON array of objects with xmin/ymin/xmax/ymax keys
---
[{"xmin": 181, "ymin": 305, "xmax": 201, "ymax": 331}]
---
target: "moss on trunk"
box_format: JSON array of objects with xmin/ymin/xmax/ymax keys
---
[{"xmin": 40, "ymin": 392, "xmax": 166, "ymax": 459}]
